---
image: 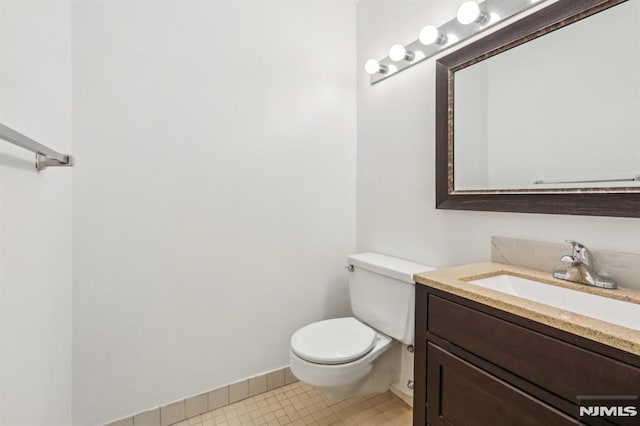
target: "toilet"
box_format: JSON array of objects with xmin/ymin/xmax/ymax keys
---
[{"xmin": 289, "ymin": 252, "xmax": 434, "ymax": 399}]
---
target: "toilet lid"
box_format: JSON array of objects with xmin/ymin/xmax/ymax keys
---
[{"xmin": 291, "ymin": 317, "xmax": 377, "ymax": 365}]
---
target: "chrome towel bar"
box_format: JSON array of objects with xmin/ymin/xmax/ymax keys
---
[
  {"xmin": 534, "ymin": 175, "xmax": 640, "ymax": 185},
  {"xmin": 0, "ymin": 122, "xmax": 74, "ymax": 171}
]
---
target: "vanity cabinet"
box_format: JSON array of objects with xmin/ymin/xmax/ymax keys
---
[{"xmin": 413, "ymin": 285, "xmax": 640, "ymax": 426}]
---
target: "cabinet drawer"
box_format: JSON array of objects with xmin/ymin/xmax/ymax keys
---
[
  {"xmin": 427, "ymin": 343, "xmax": 580, "ymax": 426},
  {"xmin": 427, "ymin": 295, "xmax": 640, "ymax": 404}
]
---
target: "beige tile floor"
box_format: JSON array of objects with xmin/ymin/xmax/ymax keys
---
[{"xmin": 173, "ymin": 381, "xmax": 412, "ymax": 426}]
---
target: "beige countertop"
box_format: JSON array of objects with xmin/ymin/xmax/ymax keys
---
[{"xmin": 413, "ymin": 262, "xmax": 640, "ymax": 356}]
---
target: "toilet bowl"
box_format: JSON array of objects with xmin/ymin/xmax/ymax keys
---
[
  {"xmin": 289, "ymin": 253, "xmax": 434, "ymax": 399},
  {"xmin": 289, "ymin": 317, "xmax": 396, "ymax": 398}
]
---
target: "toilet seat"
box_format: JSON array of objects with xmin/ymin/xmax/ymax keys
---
[{"xmin": 290, "ymin": 317, "xmax": 377, "ymax": 365}]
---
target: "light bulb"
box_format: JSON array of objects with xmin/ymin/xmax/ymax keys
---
[
  {"xmin": 457, "ymin": 1, "xmax": 487, "ymax": 25},
  {"xmin": 389, "ymin": 44, "xmax": 413, "ymax": 62},
  {"xmin": 419, "ymin": 25, "xmax": 447, "ymax": 46},
  {"xmin": 364, "ymin": 59, "xmax": 387, "ymax": 75}
]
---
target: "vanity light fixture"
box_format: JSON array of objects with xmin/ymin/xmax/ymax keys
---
[
  {"xmin": 364, "ymin": 59, "xmax": 388, "ymax": 75},
  {"xmin": 388, "ymin": 44, "xmax": 414, "ymax": 62},
  {"xmin": 419, "ymin": 25, "xmax": 448, "ymax": 46},
  {"xmin": 446, "ymin": 34, "xmax": 460, "ymax": 45},
  {"xmin": 366, "ymin": 0, "xmax": 547, "ymax": 85},
  {"xmin": 457, "ymin": 1, "xmax": 489, "ymax": 25}
]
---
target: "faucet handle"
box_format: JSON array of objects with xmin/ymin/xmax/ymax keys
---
[
  {"xmin": 565, "ymin": 240, "xmax": 585, "ymax": 252},
  {"xmin": 564, "ymin": 240, "xmax": 590, "ymax": 266}
]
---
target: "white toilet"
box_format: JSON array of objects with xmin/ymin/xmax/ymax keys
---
[{"xmin": 289, "ymin": 252, "xmax": 434, "ymax": 399}]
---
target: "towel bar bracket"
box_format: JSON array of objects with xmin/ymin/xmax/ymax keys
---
[
  {"xmin": 0, "ymin": 122, "xmax": 75, "ymax": 172},
  {"xmin": 35, "ymin": 153, "xmax": 74, "ymax": 171}
]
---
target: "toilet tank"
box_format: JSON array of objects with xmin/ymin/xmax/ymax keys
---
[{"xmin": 347, "ymin": 252, "xmax": 434, "ymax": 345}]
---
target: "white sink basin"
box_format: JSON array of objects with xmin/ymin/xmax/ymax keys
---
[{"xmin": 469, "ymin": 274, "xmax": 640, "ymax": 331}]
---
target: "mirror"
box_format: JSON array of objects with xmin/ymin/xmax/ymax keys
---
[
  {"xmin": 436, "ymin": 0, "xmax": 640, "ymax": 217},
  {"xmin": 454, "ymin": 0, "xmax": 639, "ymax": 191}
]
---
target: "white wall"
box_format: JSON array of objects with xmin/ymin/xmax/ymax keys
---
[
  {"xmin": 71, "ymin": 1, "xmax": 356, "ymax": 424},
  {"xmin": 0, "ymin": 0, "xmax": 72, "ymax": 425},
  {"xmin": 356, "ymin": 1, "xmax": 640, "ymax": 269}
]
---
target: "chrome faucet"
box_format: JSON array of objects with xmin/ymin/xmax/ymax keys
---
[{"xmin": 552, "ymin": 240, "xmax": 617, "ymax": 289}]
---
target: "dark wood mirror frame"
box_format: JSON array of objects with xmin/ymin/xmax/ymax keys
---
[{"xmin": 435, "ymin": 0, "xmax": 640, "ymax": 218}]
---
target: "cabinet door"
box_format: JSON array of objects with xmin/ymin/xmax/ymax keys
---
[{"xmin": 426, "ymin": 343, "xmax": 581, "ymax": 426}]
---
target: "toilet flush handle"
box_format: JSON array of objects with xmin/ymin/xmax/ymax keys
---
[{"xmin": 345, "ymin": 264, "xmax": 354, "ymax": 272}]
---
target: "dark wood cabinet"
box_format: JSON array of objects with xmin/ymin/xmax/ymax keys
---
[
  {"xmin": 414, "ymin": 285, "xmax": 640, "ymax": 426},
  {"xmin": 426, "ymin": 343, "xmax": 579, "ymax": 426}
]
